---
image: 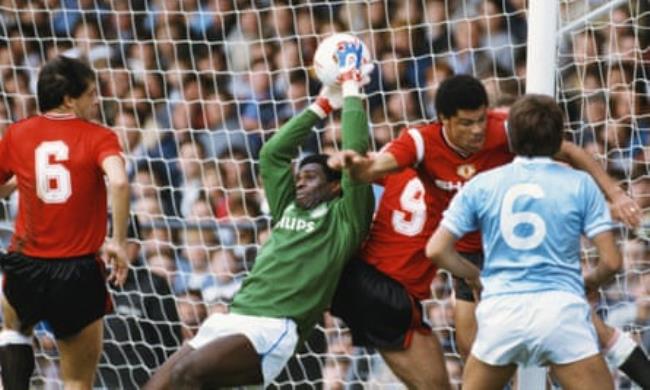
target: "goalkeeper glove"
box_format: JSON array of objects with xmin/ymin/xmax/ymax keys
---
[{"xmin": 335, "ymin": 40, "xmax": 373, "ymax": 98}]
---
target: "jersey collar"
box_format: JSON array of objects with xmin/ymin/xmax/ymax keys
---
[
  {"xmin": 513, "ymin": 156, "xmax": 555, "ymax": 164},
  {"xmin": 43, "ymin": 112, "xmax": 77, "ymax": 120},
  {"xmin": 441, "ymin": 125, "xmax": 471, "ymax": 158}
]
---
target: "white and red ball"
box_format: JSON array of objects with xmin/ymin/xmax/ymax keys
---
[{"xmin": 313, "ymin": 33, "xmax": 372, "ymax": 86}]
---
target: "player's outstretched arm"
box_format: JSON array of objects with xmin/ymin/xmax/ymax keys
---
[
  {"xmin": 102, "ymin": 155, "xmax": 129, "ymax": 287},
  {"xmin": 584, "ymin": 231, "xmax": 622, "ymax": 294},
  {"xmin": 555, "ymin": 140, "xmax": 640, "ymax": 227},
  {"xmin": 328, "ymin": 151, "xmax": 400, "ymax": 183}
]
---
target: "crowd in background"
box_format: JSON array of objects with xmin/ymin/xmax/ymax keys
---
[{"xmin": 0, "ymin": 0, "xmax": 648, "ymax": 388}]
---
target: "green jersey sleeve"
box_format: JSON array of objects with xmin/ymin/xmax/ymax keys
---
[
  {"xmin": 335, "ymin": 97, "xmax": 374, "ymax": 235},
  {"xmin": 259, "ymin": 109, "xmax": 320, "ymax": 222}
]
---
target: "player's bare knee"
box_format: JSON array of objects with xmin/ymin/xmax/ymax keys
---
[
  {"xmin": 455, "ymin": 334, "xmax": 472, "ymax": 360},
  {"xmin": 170, "ymin": 357, "xmax": 201, "ymax": 388},
  {"xmin": 415, "ymin": 376, "xmax": 450, "ymax": 390}
]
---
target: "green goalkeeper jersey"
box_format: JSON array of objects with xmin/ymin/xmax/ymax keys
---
[{"xmin": 230, "ymin": 97, "xmax": 374, "ymax": 339}]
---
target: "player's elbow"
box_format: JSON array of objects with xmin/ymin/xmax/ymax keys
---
[
  {"xmin": 259, "ymin": 143, "xmax": 271, "ymax": 162},
  {"xmin": 593, "ymin": 232, "xmax": 624, "ymax": 275},
  {"xmin": 258, "ymin": 144, "xmax": 278, "ymax": 171},
  {"xmin": 109, "ymin": 177, "xmax": 129, "ymax": 194},
  {"xmin": 605, "ymin": 252, "xmax": 623, "ymax": 274},
  {"xmin": 425, "ymin": 240, "xmax": 444, "ymax": 263}
]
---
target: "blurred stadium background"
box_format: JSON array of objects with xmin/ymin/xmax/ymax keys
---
[{"xmin": 0, "ymin": 0, "xmax": 648, "ymax": 388}]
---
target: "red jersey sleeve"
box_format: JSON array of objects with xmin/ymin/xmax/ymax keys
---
[
  {"xmin": 0, "ymin": 128, "xmax": 13, "ymax": 183},
  {"xmin": 94, "ymin": 128, "xmax": 123, "ymax": 167},
  {"xmin": 386, "ymin": 128, "xmax": 425, "ymax": 169}
]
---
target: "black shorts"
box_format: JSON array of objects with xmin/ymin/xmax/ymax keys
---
[
  {"xmin": 453, "ymin": 252, "xmax": 484, "ymax": 302},
  {"xmin": 1, "ymin": 252, "xmax": 112, "ymax": 339},
  {"xmin": 331, "ymin": 258, "xmax": 429, "ymax": 350}
]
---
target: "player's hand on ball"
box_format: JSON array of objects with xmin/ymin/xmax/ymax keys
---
[
  {"xmin": 317, "ymin": 85, "xmax": 343, "ymax": 111},
  {"xmin": 336, "ymin": 40, "xmax": 363, "ymax": 80},
  {"xmin": 105, "ymin": 240, "xmax": 128, "ymax": 287}
]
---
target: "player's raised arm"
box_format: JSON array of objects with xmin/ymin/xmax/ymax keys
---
[
  {"xmin": 258, "ymin": 89, "xmax": 339, "ymax": 221},
  {"xmin": 102, "ymin": 154, "xmax": 129, "ymax": 287},
  {"xmin": 554, "ymin": 139, "xmax": 640, "ymax": 228},
  {"xmin": 335, "ymin": 91, "xmax": 374, "ymax": 233}
]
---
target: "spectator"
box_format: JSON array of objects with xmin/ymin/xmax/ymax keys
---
[
  {"xmin": 176, "ymin": 139, "xmax": 206, "ymax": 218},
  {"xmin": 196, "ymin": 91, "xmax": 247, "ymax": 159},
  {"xmin": 445, "ymin": 17, "xmax": 493, "ymax": 76},
  {"xmin": 477, "ymin": 0, "xmax": 520, "ymax": 74}
]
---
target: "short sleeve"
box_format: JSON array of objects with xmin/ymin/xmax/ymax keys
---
[
  {"xmin": 95, "ymin": 128, "xmax": 123, "ymax": 167},
  {"xmin": 581, "ymin": 175, "xmax": 613, "ymax": 238},
  {"xmin": 386, "ymin": 128, "xmax": 424, "ymax": 168},
  {"xmin": 440, "ymin": 182, "xmax": 479, "ymax": 238}
]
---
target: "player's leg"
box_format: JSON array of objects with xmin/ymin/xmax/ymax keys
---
[
  {"xmin": 380, "ymin": 331, "xmax": 451, "ymax": 390},
  {"xmin": 143, "ymin": 344, "xmax": 194, "ymax": 390},
  {"xmin": 56, "ymin": 318, "xmax": 103, "ymax": 390},
  {"xmin": 170, "ymin": 334, "xmax": 262, "ymax": 388},
  {"xmin": 0, "ymin": 253, "xmax": 42, "ymax": 390},
  {"xmin": 332, "ymin": 258, "xmax": 452, "ymax": 389},
  {"xmin": 550, "ymin": 354, "xmax": 613, "ymax": 390},
  {"xmin": 0, "ymin": 298, "xmax": 35, "ymax": 390},
  {"xmin": 453, "ymin": 252, "xmax": 483, "ymax": 360},
  {"xmin": 544, "ymin": 292, "xmax": 614, "ymax": 390},
  {"xmin": 593, "ymin": 313, "xmax": 650, "ymax": 388},
  {"xmin": 147, "ymin": 312, "xmax": 297, "ymax": 389},
  {"xmin": 454, "ymin": 299, "xmax": 477, "ymax": 360},
  {"xmin": 47, "ymin": 255, "xmax": 112, "ymax": 389},
  {"xmin": 461, "ymin": 354, "xmax": 516, "ymax": 390}
]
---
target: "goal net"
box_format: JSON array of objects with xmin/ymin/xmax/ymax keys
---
[{"xmin": 0, "ymin": 0, "xmax": 647, "ymax": 388}]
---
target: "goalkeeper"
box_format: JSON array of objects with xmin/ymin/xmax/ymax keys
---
[{"xmin": 144, "ymin": 41, "xmax": 374, "ymax": 389}]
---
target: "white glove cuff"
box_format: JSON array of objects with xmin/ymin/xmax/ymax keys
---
[
  {"xmin": 309, "ymin": 103, "xmax": 328, "ymax": 119},
  {"xmin": 342, "ymin": 80, "xmax": 362, "ymax": 97}
]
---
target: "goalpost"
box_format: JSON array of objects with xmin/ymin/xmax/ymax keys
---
[
  {"xmin": 0, "ymin": 1, "xmax": 647, "ymax": 389},
  {"xmin": 518, "ymin": 0, "xmax": 555, "ymax": 387}
]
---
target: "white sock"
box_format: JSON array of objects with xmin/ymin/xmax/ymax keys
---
[
  {"xmin": 0, "ymin": 329, "xmax": 32, "ymax": 346},
  {"xmin": 604, "ymin": 328, "xmax": 637, "ymax": 367}
]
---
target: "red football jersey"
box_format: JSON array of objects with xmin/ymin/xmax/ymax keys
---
[
  {"xmin": 387, "ymin": 110, "xmax": 513, "ymax": 253},
  {"xmin": 0, "ymin": 113, "xmax": 122, "ymax": 258},
  {"xmin": 361, "ymin": 169, "xmax": 439, "ymax": 299}
]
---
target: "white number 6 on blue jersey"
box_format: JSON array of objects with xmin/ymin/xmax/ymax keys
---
[{"xmin": 500, "ymin": 184, "xmax": 546, "ymax": 250}]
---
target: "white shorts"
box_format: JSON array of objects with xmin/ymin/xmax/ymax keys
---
[
  {"xmin": 188, "ymin": 312, "xmax": 299, "ymax": 385},
  {"xmin": 471, "ymin": 291, "xmax": 599, "ymax": 367}
]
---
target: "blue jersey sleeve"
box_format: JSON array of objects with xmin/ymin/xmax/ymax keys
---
[
  {"xmin": 581, "ymin": 175, "xmax": 613, "ymax": 238},
  {"xmin": 441, "ymin": 181, "xmax": 479, "ymax": 238}
]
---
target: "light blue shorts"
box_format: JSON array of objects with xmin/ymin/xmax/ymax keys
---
[
  {"xmin": 189, "ymin": 313, "xmax": 298, "ymax": 385},
  {"xmin": 471, "ymin": 291, "xmax": 599, "ymax": 367}
]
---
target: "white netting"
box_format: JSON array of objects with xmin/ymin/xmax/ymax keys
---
[{"xmin": 0, "ymin": 0, "xmax": 647, "ymax": 389}]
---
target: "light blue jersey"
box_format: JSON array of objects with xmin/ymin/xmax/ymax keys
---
[{"xmin": 442, "ymin": 157, "xmax": 613, "ymax": 299}]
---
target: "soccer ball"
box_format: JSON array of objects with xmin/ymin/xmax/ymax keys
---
[{"xmin": 313, "ymin": 33, "xmax": 371, "ymax": 86}]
